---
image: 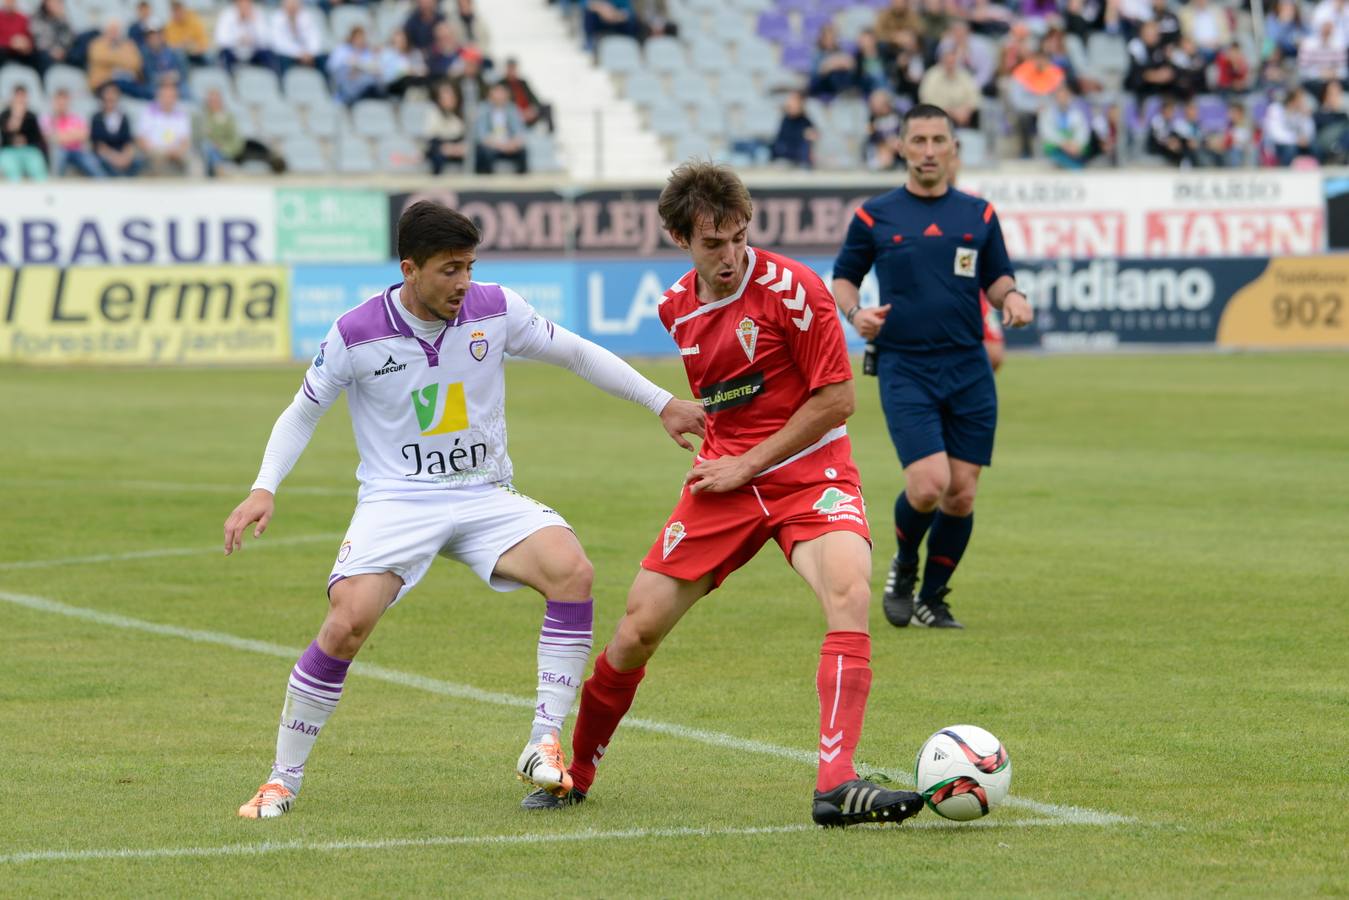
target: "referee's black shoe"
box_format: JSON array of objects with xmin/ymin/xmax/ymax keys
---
[
  {"xmin": 812, "ymin": 778, "xmax": 923, "ymax": 828},
  {"xmin": 913, "ymin": 587, "xmax": 963, "ymax": 629},
  {"xmin": 881, "ymin": 554, "xmax": 919, "ymax": 628}
]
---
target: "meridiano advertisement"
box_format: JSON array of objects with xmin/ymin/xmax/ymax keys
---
[
  {"xmin": 0, "ymin": 264, "xmax": 290, "ymax": 364},
  {"xmin": 276, "ymin": 189, "xmax": 389, "ymax": 262}
]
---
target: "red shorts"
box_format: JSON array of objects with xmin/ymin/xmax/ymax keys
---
[
  {"xmin": 981, "ymin": 295, "xmax": 1005, "ymax": 343},
  {"xmin": 640, "ymin": 438, "xmax": 872, "ymax": 587}
]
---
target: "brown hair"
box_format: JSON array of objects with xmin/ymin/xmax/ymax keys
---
[{"xmin": 657, "ymin": 160, "xmax": 753, "ymax": 244}]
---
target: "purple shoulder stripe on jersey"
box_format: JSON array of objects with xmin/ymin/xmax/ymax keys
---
[
  {"xmin": 454, "ymin": 282, "xmax": 508, "ymax": 326},
  {"xmin": 337, "ymin": 285, "xmax": 406, "ymax": 348}
]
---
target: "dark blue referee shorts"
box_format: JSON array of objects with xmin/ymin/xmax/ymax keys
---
[{"xmin": 876, "ymin": 347, "xmax": 997, "ymax": 468}]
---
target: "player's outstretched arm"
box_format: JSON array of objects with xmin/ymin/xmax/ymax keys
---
[
  {"xmin": 659, "ymin": 398, "xmax": 705, "ymax": 451},
  {"xmin": 224, "ymin": 489, "xmax": 275, "ymax": 556}
]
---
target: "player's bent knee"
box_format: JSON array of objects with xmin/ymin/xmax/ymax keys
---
[
  {"xmin": 611, "ymin": 616, "xmax": 662, "ymax": 668},
  {"xmin": 543, "ymin": 552, "xmax": 594, "ymax": 599}
]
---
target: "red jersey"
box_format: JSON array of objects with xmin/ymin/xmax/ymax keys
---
[{"xmin": 660, "ymin": 247, "xmax": 853, "ymax": 464}]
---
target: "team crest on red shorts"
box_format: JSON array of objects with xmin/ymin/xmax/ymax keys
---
[
  {"xmin": 662, "ymin": 521, "xmax": 687, "ymax": 558},
  {"xmin": 812, "ymin": 487, "xmax": 860, "ymax": 516}
]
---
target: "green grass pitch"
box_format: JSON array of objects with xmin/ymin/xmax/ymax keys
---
[{"xmin": 1, "ymin": 352, "xmax": 1346, "ymax": 896}]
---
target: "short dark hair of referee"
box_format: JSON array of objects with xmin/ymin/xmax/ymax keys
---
[{"xmin": 829, "ymin": 103, "xmax": 1033, "ymax": 630}]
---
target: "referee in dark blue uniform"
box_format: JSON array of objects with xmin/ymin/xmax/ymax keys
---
[{"xmin": 831, "ymin": 104, "xmax": 1033, "ymax": 629}]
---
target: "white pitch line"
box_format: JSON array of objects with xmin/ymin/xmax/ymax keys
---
[
  {"xmin": 0, "ymin": 818, "xmax": 1090, "ymax": 867},
  {"xmin": 0, "ymin": 477, "xmax": 354, "ymax": 497},
  {"xmin": 0, "ymin": 590, "xmax": 1132, "ymax": 828},
  {"xmin": 0, "ymin": 535, "xmax": 343, "ymax": 571}
]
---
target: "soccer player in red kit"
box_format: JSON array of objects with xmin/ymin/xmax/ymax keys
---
[{"xmin": 522, "ymin": 162, "xmax": 924, "ymax": 828}]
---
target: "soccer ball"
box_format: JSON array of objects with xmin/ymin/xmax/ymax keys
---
[{"xmin": 914, "ymin": 725, "xmax": 1012, "ymax": 821}]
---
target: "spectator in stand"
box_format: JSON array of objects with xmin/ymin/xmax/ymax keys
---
[
  {"xmin": 1116, "ymin": 0, "xmax": 1152, "ymax": 34},
  {"xmin": 633, "ymin": 0, "xmax": 678, "ymax": 42},
  {"xmin": 1259, "ymin": 46, "xmax": 1293, "ymax": 90},
  {"xmin": 1179, "ymin": 0, "xmax": 1229, "ymax": 62},
  {"xmin": 853, "ymin": 29, "xmax": 891, "ymax": 96},
  {"xmin": 1019, "ymin": 0, "xmax": 1059, "ymax": 30},
  {"xmin": 770, "ymin": 89, "xmax": 817, "ymax": 168},
  {"xmin": 42, "ymin": 87, "xmax": 106, "ymax": 177},
  {"xmin": 1041, "ymin": 23, "xmax": 1099, "ymax": 95},
  {"xmin": 875, "ymin": 0, "xmax": 921, "ymax": 58},
  {"xmin": 215, "ymin": 0, "xmax": 273, "ymax": 74},
  {"xmin": 425, "ymin": 21, "xmax": 461, "ymax": 80},
  {"xmin": 888, "ymin": 28, "xmax": 927, "ymax": 101},
  {"xmin": 91, "ymin": 83, "xmax": 140, "ymax": 176},
  {"xmin": 1146, "ymin": 96, "xmax": 1188, "ymax": 165},
  {"xmin": 403, "ymin": 0, "xmax": 445, "ymax": 54},
  {"xmin": 424, "ymin": 79, "xmax": 467, "ymax": 174},
  {"xmin": 1063, "ymin": 0, "xmax": 1102, "ymax": 42},
  {"xmin": 584, "ymin": 1, "xmax": 640, "ymax": 50},
  {"xmin": 327, "ymin": 26, "xmax": 382, "ymax": 106},
  {"xmin": 1262, "ymin": 89, "xmax": 1316, "ymax": 165},
  {"xmin": 1311, "ymin": 0, "xmax": 1349, "ymax": 46},
  {"xmin": 1126, "ymin": 20, "xmax": 1177, "ymax": 98},
  {"xmin": 453, "ymin": 44, "xmax": 490, "ymax": 105},
  {"xmin": 136, "ymin": 78, "xmax": 192, "ymax": 175},
  {"xmin": 1263, "ymin": 87, "xmax": 1317, "ymax": 165},
  {"xmin": 456, "ymin": 0, "xmax": 477, "ymax": 42},
  {"xmin": 864, "ymin": 87, "xmax": 903, "ymax": 170},
  {"xmin": 1146, "ymin": 0, "xmax": 1181, "ymax": 46},
  {"xmin": 1007, "ymin": 45, "xmax": 1065, "ymax": 157},
  {"xmin": 474, "ymin": 81, "xmax": 528, "ymax": 174},
  {"xmin": 1089, "ymin": 101, "xmax": 1121, "ymax": 165},
  {"xmin": 141, "ymin": 26, "xmax": 189, "ymax": 97},
  {"xmin": 917, "ymin": 0, "xmax": 950, "ymax": 48},
  {"xmin": 1315, "ymin": 80, "xmax": 1349, "ymax": 162},
  {"xmin": 379, "ymin": 29, "xmax": 430, "ymax": 99},
  {"xmin": 964, "ymin": 0, "xmax": 1015, "ymax": 36},
  {"xmin": 1167, "ymin": 35, "xmax": 1208, "ymax": 100},
  {"xmin": 938, "ymin": 20, "xmax": 997, "ymax": 96},
  {"xmin": 1266, "ymin": 0, "xmax": 1307, "ymax": 59},
  {"xmin": 1, "ymin": 85, "xmax": 47, "ymax": 181},
  {"xmin": 1213, "ymin": 41, "xmax": 1253, "ymax": 95},
  {"xmin": 919, "ymin": 45, "xmax": 981, "ymax": 129},
  {"xmin": 268, "ymin": 0, "xmax": 324, "ymax": 75},
  {"xmin": 165, "ymin": 0, "xmax": 209, "ymax": 65},
  {"xmin": 128, "ymin": 1, "xmax": 156, "ymax": 49},
  {"xmin": 0, "ymin": 0, "xmax": 37, "ymax": 70},
  {"xmin": 30, "ymin": 0, "xmax": 74, "ymax": 72},
  {"xmin": 501, "ymin": 57, "xmax": 553, "ymax": 132},
  {"xmin": 1297, "ymin": 20, "xmax": 1348, "ymax": 96},
  {"xmin": 1173, "ymin": 98, "xmax": 1221, "ymax": 166},
  {"xmin": 1038, "ymin": 84, "xmax": 1090, "ymax": 168},
  {"xmin": 1218, "ymin": 101, "xmax": 1254, "ymax": 167},
  {"xmin": 197, "ymin": 87, "xmax": 283, "ymax": 176},
  {"xmin": 87, "ymin": 19, "xmax": 144, "ymax": 94},
  {"xmin": 997, "ymin": 21, "xmax": 1034, "ymax": 85},
  {"xmin": 808, "ymin": 23, "xmax": 858, "ymax": 100}
]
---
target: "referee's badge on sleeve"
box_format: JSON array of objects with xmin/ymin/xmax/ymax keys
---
[{"xmin": 954, "ymin": 247, "xmax": 978, "ymax": 278}]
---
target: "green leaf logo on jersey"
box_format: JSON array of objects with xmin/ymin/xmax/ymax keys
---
[
  {"xmin": 411, "ymin": 382, "xmax": 470, "ymax": 435},
  {"xmin": 812, "ymin": 487, "xmax": 861, "ymax": 516}
]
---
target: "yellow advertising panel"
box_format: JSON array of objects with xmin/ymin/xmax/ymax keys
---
[
  {"xmin": 1217, "ymin": 257, "xmax": 1349, "ymax": 348},
  {"xmin": 0, "ymin": 265, "xmax": 289, "ymax": 364}
]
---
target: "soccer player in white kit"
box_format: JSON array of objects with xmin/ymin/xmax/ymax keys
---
[{"xmin": 225, "ymin": 201, "xmax": 704, "ymax": 819}]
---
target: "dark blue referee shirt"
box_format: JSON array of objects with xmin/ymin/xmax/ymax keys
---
[{"xmin": 833, "ymin": 186, "xmax": 1015, "ymax": 353}]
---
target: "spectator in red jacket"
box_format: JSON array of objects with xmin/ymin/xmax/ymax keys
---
[{"xmin": 0, "ymin": 0, "xmax": 37, "ymax": 70}]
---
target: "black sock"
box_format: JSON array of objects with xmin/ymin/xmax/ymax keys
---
[
  {"xmin": 894, "ymin": 491, "xmax": 935, "ymax": 567},
  {"xmin": 920, "ymin": 510, "xmax": 973, "ymax": 600}
]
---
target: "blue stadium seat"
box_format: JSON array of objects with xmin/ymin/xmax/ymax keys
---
[
  {"xmin": 280, "ymin": 135, "xmax": 331, "ymax": 174},
  {"xmin": 350, "ymin": 98, "xmax": 398, "ymax": 138},
  {"xmin": 644, "ymin": 37, "xmax": 688, "ymax": 76},
  {"xmin": 597, "ymin": 35, "xmax": 643, "ymax": 75},
  {"xmin": 376, "ymin": 134, "xmax": 424, "ymax": 174},
  {"xmin": 0, "ymin": 64, "xmax": 45, "ymax": 112}
]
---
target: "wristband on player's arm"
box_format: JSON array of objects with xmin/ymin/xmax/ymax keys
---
[{"xmin": 845, "ymin": 305, "xmax": 860, "ymax": 324}]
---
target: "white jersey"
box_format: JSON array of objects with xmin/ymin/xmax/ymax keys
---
[{"xmin": 256, "ymin": 280, "xmax": 671, "ymax": 502}]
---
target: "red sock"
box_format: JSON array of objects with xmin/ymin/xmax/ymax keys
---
[
  {"xmin": 568, "ymin": 647, "xmax": 645, "ymax": 795},
  {"xmin": 815, "ymin": 630, "xmax": 872, "ymax": 793}
]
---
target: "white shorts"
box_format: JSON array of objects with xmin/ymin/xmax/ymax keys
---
[{"xmin": 328, "ymin": 482, "xmax": 570, "ymax": 603}]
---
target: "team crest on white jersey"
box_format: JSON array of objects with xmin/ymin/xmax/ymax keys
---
[
  {"xmin": 736, "ymin": 317, "xmax": 759, "ymax": 362},
  {"xmin": 955, "ymin": 247, "xmax": 978, "ymax": 278},
  {"xmin": 337, "ymin": 540, "xmax": 352, "ymax": 563},
  {"xmin": 662, "ymin": 521, "xmax": 687, "ymax": 558},
  {"xmin": 469, "ymin": 330, "xmax": 488, "ymax": 361}
]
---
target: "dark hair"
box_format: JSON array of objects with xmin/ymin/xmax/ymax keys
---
[
  {"xmin": 397, "ymin": 200, "xmax": 481, "ymax": 266},
  {"xmin": 658, "ymin": 160, "xmax": 753, "ymax": 243},
  {"xmin": 900, "ymin": 103, "xmax": 956, "ymax": 137}
]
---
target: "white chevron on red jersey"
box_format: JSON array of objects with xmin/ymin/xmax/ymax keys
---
[{"xmin": 659, "ymin": 247, "xmax": 854, "ymax": 465}]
